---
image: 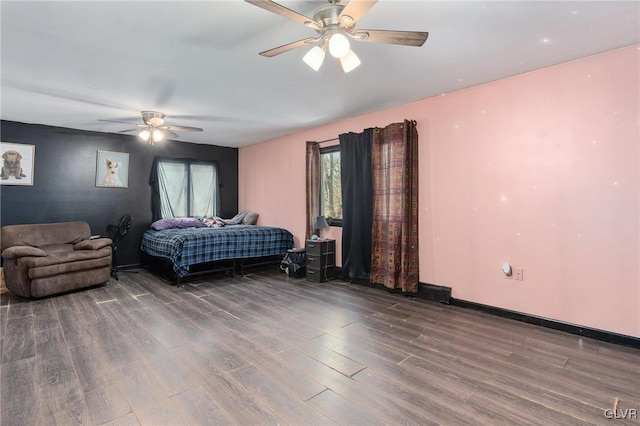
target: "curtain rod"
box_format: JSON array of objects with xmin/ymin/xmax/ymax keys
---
[{"xmin": 317, "ymin": 137, "xmax": 339, "ymax": 144}]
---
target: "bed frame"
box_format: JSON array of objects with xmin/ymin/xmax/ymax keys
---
[{"xmin": 142, "ymin": 252, "xmax": 284, "ymax": 286}]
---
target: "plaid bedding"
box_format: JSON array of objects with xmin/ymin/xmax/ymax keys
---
[{"xmin": 140, "ymin": 225, "xmax": 294, "ymax": 278}]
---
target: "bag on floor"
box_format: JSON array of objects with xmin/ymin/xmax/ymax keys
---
[{"xmin": 280, "ymin": 249, "xmax": 306, "ymax": 278}]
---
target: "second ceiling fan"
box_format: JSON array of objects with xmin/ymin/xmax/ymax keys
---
[
  {"xmin": 99, "ymin": 111, "xmax": 203, "ymax": 144},
  {"xmin": 246, "ymin": 0, "xmax": 429, "ymax": 72}
]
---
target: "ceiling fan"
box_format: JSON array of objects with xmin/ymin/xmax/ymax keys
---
[
  {"xmin": 98, "ymin": 111, "xmax": 203, "ymax": 144},
  {"xmin": 245, "ymin": 0, "xmax": 429, "ymax": 72}
]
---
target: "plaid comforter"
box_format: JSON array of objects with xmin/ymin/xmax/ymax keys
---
[{"xmin": 140, "ymin": 225, "xmax": 294, "ymax": 277}]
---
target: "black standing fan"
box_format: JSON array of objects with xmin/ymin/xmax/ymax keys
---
[{"xmin": 106, "ymin": 214, "xmax": 136, "ymax": 280}]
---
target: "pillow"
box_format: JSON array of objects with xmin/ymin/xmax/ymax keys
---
[
  {"xmin": 225, "ymin": 211, "xmax": 248, "ymax": 225},
  {"xmin": 242, "ymin": 212, "xmax": 259, "ymax": 225},
  {"xmin": 150, "ymin": 217, "xmax": 205, "ymax": 231}
]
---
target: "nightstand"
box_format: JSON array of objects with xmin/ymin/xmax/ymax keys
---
[{"xmin": 305, "ymin": 239, "xmax": 335, "ymax": 282}]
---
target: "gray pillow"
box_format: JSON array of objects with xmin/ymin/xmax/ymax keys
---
[
  {"xmin": 150, "ymin": 217, "xmax": 205, "ymax": 230},
  {"xmin": 243, "ymin": 212, "xmax": 259, "ymax": 225},
  {"xmin": 225, "ymin": 211, "xmax": 248, "ymax": 225}
]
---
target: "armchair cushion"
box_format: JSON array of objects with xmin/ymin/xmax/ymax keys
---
[
  {"xmin": 27, "ymin": 252, "xmax": 112, "ymax": 279},
  {"xmin": 40, "ymin": 244, "xmax": 74, "ymax": 254},
  {"xmin": 23, "ymin": 247, "xmax": 113, "ymax": 269}
]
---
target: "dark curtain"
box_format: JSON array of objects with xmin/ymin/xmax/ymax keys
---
[
  {"xmin": 340, "ymin": 129, "xmax": 374, "ymax": 280},
  {"xmin": 149, "ymin": 157, "xmax": 163, "ymax": 222},
  {"xmin": 305, "ymin": 142, "xmax": 320, "ymax": 239},
  {"xmin": 370, "ymin": 120, "xmax": 419, "ymax": 292}
]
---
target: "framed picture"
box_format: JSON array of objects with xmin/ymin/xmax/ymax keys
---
[
  {"xmin": 0, "ymin": 142, "xmax": 35, "ymax": 186},
  {"xmin": 96, "ymin": 150, "xmax": 129, "ymax": 188}
]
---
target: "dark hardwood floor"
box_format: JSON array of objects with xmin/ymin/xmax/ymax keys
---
[{"xmin": 1, "ymin": 268, "xmax": 638, "ymax": 425}]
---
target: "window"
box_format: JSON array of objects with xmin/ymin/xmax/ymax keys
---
[
  {"xmin": 320, "ymin": 145, "xmax": 342, "ymax": 225},
  {"xmin": 156, "ymin": 159, "xmax": 219, "ymax": 219}
]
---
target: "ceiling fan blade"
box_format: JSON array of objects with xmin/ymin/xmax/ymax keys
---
[
  {"xmin": 98, "ymin": 119, "xmax": 144, "ymax": 126},
  {"xmin": 161, "ymin": 125, "xmax": 203, "ymax": 132},
  {"xmin": 338, "ymin": 0, "xmax": 378, "ymax": 26},
  {"xmin": 353, "ymin": 29, "xmax": 429, "ymax": 47},
  {"xmin": 171, "ymin": 114, "xmax": 252, "ymax": 123},
  {"xmin": 245, "ymin": 0, "xmax": 318, "ymax": 28},
  {"xmin": 259, "ymin": 37, "xmax": 319, "ymax": 57},
  {"xmin": 118, "ymin": 128, "xmax": 142, "ymax": 133},
  {"xmin": 163, "ymin": 130, "xmax": 180, "ymax": 139},
  {"xmin": 8, "ymin": 81, "xmax": 137, "ymax": 111}
]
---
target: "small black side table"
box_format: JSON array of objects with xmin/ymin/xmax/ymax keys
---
[{"xmin": 305, "ymin": 239, "xmax": 335, "ymax": 282}]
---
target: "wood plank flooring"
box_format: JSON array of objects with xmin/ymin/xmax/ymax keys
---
[{"xmin": 1, "ymin": 268, "xmax": 638, "ymax": 425}]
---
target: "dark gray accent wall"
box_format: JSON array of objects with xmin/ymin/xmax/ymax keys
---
[{"xmin": 1, "ymin": 120, "xmax": 238, "ymax": 267}]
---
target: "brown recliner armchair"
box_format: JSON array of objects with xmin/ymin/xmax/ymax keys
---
[{"xmin": 1, "ymin": 221, "xmax": 112, "ymax": 298}]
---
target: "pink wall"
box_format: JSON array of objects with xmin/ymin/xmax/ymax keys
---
[{"xmin": 239, "ymin": 45, "xmax": 640, "ymax": 338}]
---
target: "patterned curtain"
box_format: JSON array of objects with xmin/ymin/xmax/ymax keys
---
[
  {"xmin": 305, "ymin": 141, "xmax": 320, "ymax": 239},
  {"xmin": 370, "ymin": 120, "xmax": 419, "ymax": 292}
]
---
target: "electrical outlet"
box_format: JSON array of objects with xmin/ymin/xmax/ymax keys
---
[{"xmin": 514, "ymin": 267, "xmax": 523, "ymax": 281}]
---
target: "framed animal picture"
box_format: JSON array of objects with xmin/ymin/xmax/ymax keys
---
[
  {"xmin": 1, "ymin": 142, "xmax": 35, "ymax": 186},
  {"xmin": 96, "ymin": 150, "xmax": 129, "ymax": 188}
]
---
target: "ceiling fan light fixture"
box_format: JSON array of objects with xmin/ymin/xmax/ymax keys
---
[
  {"xmin": 139, "ymin": 129, "xmax": 151, "ymax": 142},
  {"xmin": 152, "ymin": 130, "xmax": 164, "ymax": 142},
  {"xmin": 149, "ymin": 117, "xmax": 164, "ymax": 126},
  {"xmin": 303, "ymin": 45, "xmax": 326, "ymax": 71},
  {"xmin": 141, "ymin": 111, "xmax": 166, "ymax": 127},
  {"xmin": 328, "ymin": 33, "xmax": 350, "ymax": 58},
  {"xmin": 339, "ymin": 49, "xmax": 361, "ymax": 73}
]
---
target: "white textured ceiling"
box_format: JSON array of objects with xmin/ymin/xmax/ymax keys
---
[{"xmin": 2, "ymin": 1, "xmax": 639, "ymax": 147}]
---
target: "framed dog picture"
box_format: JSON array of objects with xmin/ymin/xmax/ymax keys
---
[
  {"xmin": 1, "ymin": 142, "xmax": 35, "ymax": 186},
  {"xmin": 96, "ymin": 150, "xmax": 129, "ymax": 188}
]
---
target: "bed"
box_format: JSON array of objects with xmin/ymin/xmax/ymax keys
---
[{"xmin": 140, "ymin": 224, "xmax": 294, "ymax": 284}]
